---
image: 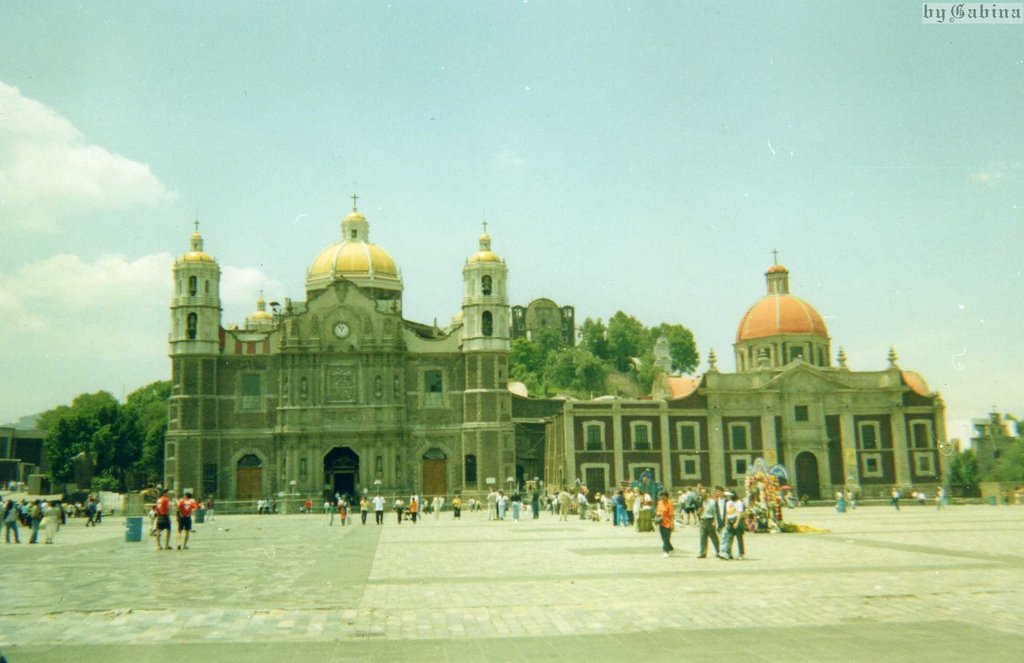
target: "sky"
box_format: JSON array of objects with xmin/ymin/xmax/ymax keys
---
[{"xmin": 0, "ymin": 2, "xmax": 1021, "ymax": 444}]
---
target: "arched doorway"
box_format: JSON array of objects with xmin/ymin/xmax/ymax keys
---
[
  {"xmin": 422, "ymin": 448, "xmax": 447, "ymax": 496},
  {"xmin": 795, "ymin": 451, "xmax": 820, "ymax": 500},
  {"xmin": 324, "ymin": 447, "xmax": 359, "ymax": 498},
  {"xmin": 236, "ymin": 454, "xmax": 262, "ymax": 500}
]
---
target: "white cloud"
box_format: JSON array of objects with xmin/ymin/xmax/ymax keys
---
[
  {"xmin": 0, "ymin": 81, "xmax": 172, "ymax": 230},
  {"xmin": 0, "ymin": 251, "xmax": 281, "ymax": 422}
]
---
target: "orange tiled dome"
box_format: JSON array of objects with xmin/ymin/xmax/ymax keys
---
[{"xmin": 736, "ymin": 294, "xmax": 828, "ymax": 342}]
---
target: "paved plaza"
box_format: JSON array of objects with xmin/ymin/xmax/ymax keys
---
[{"xmin": 2, "ymin": 504, "xmax": 1023, "ymax": 662}]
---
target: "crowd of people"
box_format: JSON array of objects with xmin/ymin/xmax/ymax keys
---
[{"xmin": 1, "ymin": 494, "xmax": 117, "ymax": 545}]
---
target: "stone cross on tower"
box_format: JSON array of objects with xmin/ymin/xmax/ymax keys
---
[
  {"xmin": 771, "ymin": 248, "xmax": 779, "ymax": 265},
  {"xmin": 350, "ymin": 192, "xmax": 359, "ymax": 212}
]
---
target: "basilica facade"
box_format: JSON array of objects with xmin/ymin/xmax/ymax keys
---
[
  {"xmin": 165, "ymin": 204, "xmax": 948, "ymax": 502},
  {"xmin": 165, "ymin": 204, "xmax": 513, "ymax": 501}
]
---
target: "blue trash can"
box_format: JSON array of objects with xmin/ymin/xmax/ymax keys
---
[
  {"xmin": 195, "ymin": 508, "xmax": 205, "ymax": 524},
  {"xmin": 987, "ymin": 496, "xmax": 997, "ymax": 506},
  {"xmin": 125, "ymin": 516, "xmax": 143, "ymax": 542}
]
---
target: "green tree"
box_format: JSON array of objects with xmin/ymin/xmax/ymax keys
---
[
  {"xmin": 607, "ymin": 311, "xmax": 647, "ymax": 372},
  {"xmin": 947, "ymin": 448, "xmax": 980, "ymax": 496},
  {"xmin": 123, "ymin": 381, "xmax": 172, "ymax": 485},
  {"xmin": 650, "ymin": 323, "xmax": 699, "ymax": 374},
  {"xmin": 578, "ymin": 317, "xmax": 609, "ymax": 361},
  {"xmin": 989, "ymin": 441, "xmax": 1024, "ymax": 482}
]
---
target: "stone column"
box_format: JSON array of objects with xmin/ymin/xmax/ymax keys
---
[
  {"xmin": 659, "ymin": 403, "xmax": 672, "ymax": 489},
  {"xmin": 708, "ymin": 407, "xmax": 726, "ymax": 488},
  {"xmin": 760, "ymin": 410, "xmax": 777, "ymax": 466},
  {"xmin": 839, "ymin": 411, "xmax": 860, "ymax": 491},
  {"xmin": 564, "ymin": 406, "xmax": 577, "ymax": 487},
  {"xmin": 612, "ymin": 404, "xmax": 624, "ymax": 486},
  {"xmin": 890, "ymin": 410, "xmax": 911, "ymax": 486}
]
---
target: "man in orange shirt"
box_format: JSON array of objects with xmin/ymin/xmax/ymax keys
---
[
  {"xmin": 176, "ymin": 492, "xmax": 198, "ymax": 550},
  {"xmin": 655, "ymin": 491, "xmax": 675, "ymax": 558},
  {"xmin": 155, "ymin": 490, "xmax": 171, "ymax": 551}
]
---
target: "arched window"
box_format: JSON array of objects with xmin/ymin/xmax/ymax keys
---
[
  {"xmin": 482, "ymin": 311, "xmax": 493, "ymax": 336},
  {"xmin": 187, "ymin": 312, "xmax": 198, "ymax": 340},
  {"xmin": 188, "ymin": 276, "xmax": 198, "ymax": 296},
  {"xmin": 464, "ymin": 454, "xmax": 477, "ymax": 484},
  {"xmin": 374, "ymin": 375, "xmax": 383, "ymax": 399},
  {"xmin": 481, "ymin": 275, "xmax": 492, "ymax": 296}
]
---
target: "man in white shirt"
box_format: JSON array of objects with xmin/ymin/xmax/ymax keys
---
[
  {"xmin": 372, "ymin": 494, "xmax": 386, "ymax": 525},
  {"xmin": 718, "ymin": 491, "xmax": 746, "ymax": 560}
]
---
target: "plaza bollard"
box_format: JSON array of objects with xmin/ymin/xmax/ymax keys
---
[
  {"xmin": 124, "ymin": 516, "xmax": 143, "ymax": 543},
  {"xmin": 195, "ymin": 508, "xmax": 206, "ymax": 524}
]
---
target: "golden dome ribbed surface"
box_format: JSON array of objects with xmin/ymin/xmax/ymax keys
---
[
  {"xmin": 308, "ymin": 241, "xmax": 399, "ymax": 280},
  {"xmin": 468, "ymin": 250, "xmax": 501, "ymax": 264},
  {"xmin": 736, "ymin": 294, "xmax": 828, "ymax": 342}
]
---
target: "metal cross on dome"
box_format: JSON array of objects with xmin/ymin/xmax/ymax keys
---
[
  {"xmin": 351, "ymin": 192, "xmax": 359, "ymax": 212},
  {"xmin": 771, "ymin": 248, "xmax": 779, "ymax": 265}
]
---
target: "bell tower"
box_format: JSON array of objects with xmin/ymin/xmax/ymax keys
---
[
  {"xmin": 167, "ymin": 221, "xmax": 222, "ymax": 493},
  {"xmin": 170, "ymin": 221, "xmax": 222, "ymax": 355},
  {"xmin": 461, "ymin": 224, "xmax": 514, "ymax": 492}
]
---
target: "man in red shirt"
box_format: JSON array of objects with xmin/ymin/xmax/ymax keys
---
[
  {"xmin": 176, "ymin": 492, "xmax": 198, "ymax": 550},
  {"xmin": 155, "ymin": 490, "xmax": 171, "ymax": 551}
]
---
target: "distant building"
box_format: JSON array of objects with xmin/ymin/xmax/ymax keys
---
[
  {"xmin": 0, "ymin": 427, "xmax": 46, "ymax": 485},
  {"xmin": 511, "ymin": 298, "xmax": 575, "ymax": 347},
  {"xmin": 543, "ymin": 262, "xmax": 949, "ymax": 500},
  {"xmin": 971, "ymin": 411, "xmax": 1020, "ymax": 478}
]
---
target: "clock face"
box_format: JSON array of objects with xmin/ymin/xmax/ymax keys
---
[{"xmin": 333, "ymin": 322, "xmax": 350, "ymax": 338}]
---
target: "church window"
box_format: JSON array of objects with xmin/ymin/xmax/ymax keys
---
[
  {"xmin": 789, "ymin": 346, "xmax": 804, "ymax": 363},
  {"xmin": 203, "ymin": 462, "xmax": 217, "ymax": 496},
  {"xmin": 393, "ymin": 375, "xmax": 401, "ymax": 398},
  {"xmin": 861, "ymin": 453, "xmax": 883, "ymax": 478},
  {"xmin": 794, "ymin": 405, "xmax": 809, "ymax": 422},
  {"xmin": 482, "ymin": 311, "xmax": 493, "ymax": 336},
  {"xmin": 177, "ymin": 279, "xmax": 182, "ymax": 295},
  {"xmin": 299, "ymin": 377, "xmax": 308, "ymax": 400},
  {"xmin": 481, "ymin": 275, "xmax": 492, "ymax": 295},
  {"xmin": 911, "ymin": 421, "xmax": 932, "ymax": 448},
  {"xmin": 677, "ymin": 423, "xmax": 698, "ymax": 451},
  {"xmin": 914, "ymin": 452, "xmax": 934, "ymax": 475},
  {"xmin": 729, "ymin": 423, "xmax": 750, "ymax": 451},
  {"xmin": 205, "ymin": 280, "xmax": 210, "ymax": 294},
  {"xmin": 376, "ymin": 455, "xmax": 383, "ymax": 478},
  {"xmin": 189, "ymin": 276, "xmax": 198, "ymax": 296},
  {"xmin": 241, "ymin": 374, "xmax": 261, "ymax": 411},
  {"xmin": 465, "ymin": 454, "xmax": 478, "ymax": 484},
  {"xmin": 731, "ymin": 455, "xmax": 750, "ymax": 477},
  {"xmin": 187, "ymin": 313, "xmax": 198, "ymax": 340},
  {"xmin": 631, "ymin": 422, "xmax": 652, "ymax": 450},
  {"xmin": 424, "ymin": 370, "xmax": 443, "ymax": 408},
  {"xmin": 351, "ymin": 229, "xmax": 357, "ymax": 239},
  {"xmin": 299, "ymin": 458, "xmax": 308, "ymax": 480},
  {"xmin": 858, "ymin": 422, "xmax": 879, "ymax": 450},
  {"xmin": 583, "ymin": 422, "xmax": 604, "ymax": 451},
  {"xmin": 629, "ymin": 464, "xmax": 658, "ymax": 481},
  {"xmin": 374, "ymin": 375, "xmax": 383, "ymax": 399},
  {"xmin": 680, "ymin": 456, "xmax": 700, "ymax": 479}
]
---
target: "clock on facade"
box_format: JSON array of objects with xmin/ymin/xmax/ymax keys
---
[{"xmin": 333, "ymin": 322, "xmax": 350, "ymax": 338}]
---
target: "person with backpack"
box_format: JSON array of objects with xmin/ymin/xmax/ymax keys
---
[
  {"xmin": 28, "ymin": 500, "xmax": 42, "ymax": 544},
  {"xmin": 3, "ymin": 499, "xmax": 20, "ymax": 544}
]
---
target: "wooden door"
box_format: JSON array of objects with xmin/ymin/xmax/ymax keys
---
[
  {"xmin": 422, "ymin": 460, "xmax": 446, "ymax": 496},
  {"xmin": 237, "ymin": 467, "xmax": 262, "ymax": 500}
]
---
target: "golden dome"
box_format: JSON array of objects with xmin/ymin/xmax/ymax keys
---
[
  {"xmin": 468, "ymin": 249, "xmax": 501, "ymax": 264},
  {"xmin": 181, "ymin": 251, "xmax": 215, "ymax": 263},
  {"xmin": 736, "ymin": 294, "xmax": 828, "ymax": 342},
  {"xmin": 306, "ymin": 241, "xmax": 401, "ymax": 292}
]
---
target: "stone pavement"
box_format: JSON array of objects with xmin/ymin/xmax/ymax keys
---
[{"xmin": 2, "ymin": 504, "xmax": 1023, "ymax": 662}]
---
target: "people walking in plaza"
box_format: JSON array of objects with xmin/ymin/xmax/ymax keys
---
[
  {"xmin": 205, "ymin": 497, "xmax": 215, "ymax": 521},
  {"xmin": 95, "ymin": 499, "xmax": 103, "ymax": 524},
  {"xmin": 28, "ymin": 499, "xmax": 42, "ymax": 544},
  {"xmin": 155, "ymin": 490, "xmax": 171, "ymax": 551},
  {"xmin": 496, "ymin": 490, "xmax": 507, "ymax": 520},
  {"xmin": 656, "ymin": 491, "xmax": 675, "ymax": 557},
  {"xmin": 360, "ymin": 496, "xmax": 369, "ymax": 524},
  {"xmin": 697, "ymin": 488, "xmax": 722, "ymax": 558},
  {"xmin": 176, "ymin": 491, "xmax": 197, "ymax": 550},
  {"xmin": 452, "ymin": 494, "xmax": 462, "ymax": 519},
  {"xmin": 327, "ymin": 498, "xmax": 336, "ymax": 526},
  {"xmin": 487, "ymin": 488, "xmax": 497, "ymax": 521},
  {"xmin": 409, "ymin": 495, "xmax": 419, "ymax": 523},
  {"xmin": 338, "ymin": 497, "xmax": 348, "ymax": 526},
  {"xmin": 3, "ymin": 499, "xmax": 20, "ymax": 543},
  {"xmin": 558, "ymin": 488, "xmax": 571, "ymax": 522},
  {"xmin": 432, "ymin": 495, "xmax": 442, "ymax": 520},
  {"xmin": 891, "ymin": 486, "xmax": 901, "ymax": 511},
  {"xmin": 719, "ymin": 491, "xmax": 745, "ymax": 560},
  {"xmin": 394, "ymin": 497, "xmax": 405, "ymax": 524},
  {"xmin": 43, "ymin": 501, "xmax": 60, "ymax": 544},
  {"xmin": 511, "ymin": 491, "xmax": 521, "ymax": 522},
  {"xmin": 936, "ymin": 486, "xmax": 946, "ymax": 509},
  {"xmin": 531, "ymin": 489, "xmax": 540, "ymax": 519},
  {"xmin": 85, "ymin": 497, "xmax": 97, "ymax": 527},
  {"xmin": 373, "ymin": 493, "xmax": 386, "ymax": 525}
]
